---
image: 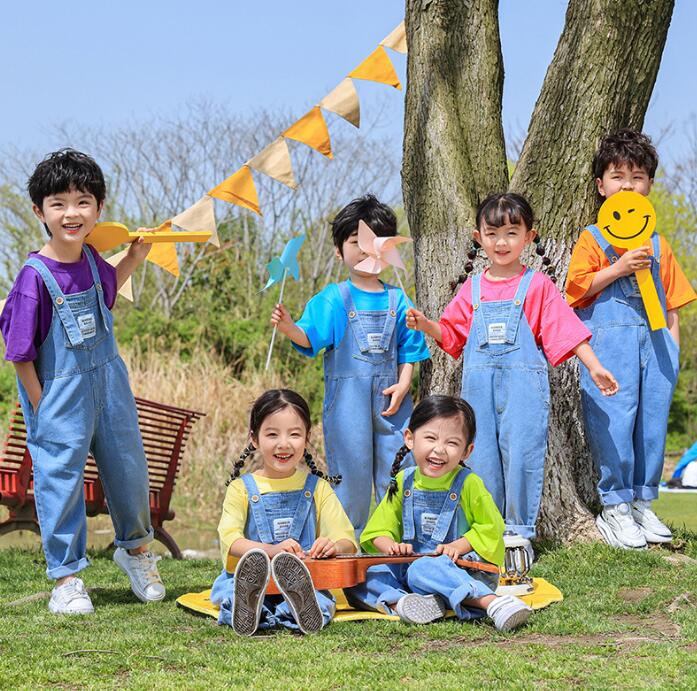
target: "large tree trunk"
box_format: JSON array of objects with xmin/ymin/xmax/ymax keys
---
[
  {"xmin": 403, "ymin": 0, "xmax": 674, "ymax": 542},
  {"xmin": 403, "ymin": 0, "xmax": 508, "ymax": 396}
]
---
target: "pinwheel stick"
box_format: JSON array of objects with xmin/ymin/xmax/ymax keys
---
[
  {"xmin": 265, "ymin": 268, "xmax": 288, "ymax": 372},
  {"xmin": 393, "ymin": 267, "xmax": 407, "ymax": 296}
]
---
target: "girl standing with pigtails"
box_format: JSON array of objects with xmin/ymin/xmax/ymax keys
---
[
  {"xmin": 210, "ymin": 389, "xmax": 356, "ymax": 636},
  {"xmin": 407, "ymin": 193, "xmax": 619, "ymax": 545}
]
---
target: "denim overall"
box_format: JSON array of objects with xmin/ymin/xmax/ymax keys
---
[
  {"xmin": 461, "ymin": 269, "xmax": 549, "ymax": 539},
  {"xmin": 17, "ymin": 247, "xmax": 152, "ymax": 579},
  {"xmin": 323, "ymin": 281, "xmax": 413, "ymax": 536},
  {"xmin": 346, "ymin": 468, "xmax": 497, "ymax": 620},
  {"xmin": 576, "ymin": 226, "xmax": 679, "ymax": 506},
  {"xmin": 211, "ymin": 473, "xmax": 335, "ymax": 631}
]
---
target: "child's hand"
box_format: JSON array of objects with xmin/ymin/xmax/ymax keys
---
[
  {"xmin": 270, "ymin": 303, "xmax": 294, "ymax": 334},
  {"xmin": 615, "ymin": 246, "xmax": 651, "ymax": 276},
  {"xmin": 382, "ymin": 382, "xmax": 409, "ymax": 417},
  {"xmin": 591, "ymin": 366, "xmax": 619, "ymax": 396},
  {"xmin": 127, "ymin": 232, "xmax": 154, "ymax": 262},
  {"xmin": 308, "ymin": 537, "xmax": 336, "ymax": 559},
  {"xmin": 406, "ymin": 307, "xmax": 426, "ymax": 331},
  {"xmin": 386, "ymin": 542, "xmax": 413, "ymax": 556},
  {"xmin": 273, "ymin": 539, "xmax": 305, "ymax": 558},
  {"xmin": 435, "ymin": 543, "xmax": 461, "ymax": 562}
]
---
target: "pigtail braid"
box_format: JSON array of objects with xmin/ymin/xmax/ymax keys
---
[
  {"xmin": 304, "ymin": 449, "xmax": 342, "ymax": 486},
  {"xmin": 387, "ymin": 445, "xmax": 411, "ymax": 501},
  {"xmin": 226, "ymin": 443, "xmax": 254, "ymax": 485},
  {"xmin": 534, "ymin": 236, "xmax": 556, "ymax": 283},
  {"xmin": 450, "ymin": 241, "xmax": 480, "ymax": 291}
]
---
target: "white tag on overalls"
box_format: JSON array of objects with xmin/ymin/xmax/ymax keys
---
[
  {"xmin": 77, "ymin": 313, "xmax": 97, "ymax": 339},
  {"xmin": 273, "ymin": 517, "xmax": 292, "ymax": 542},
  {"xmin": 421, "ymin": 512, "xmax": 438, "ymax": 537},
  {"xmin": 367, "ymin": 333, "xmax": 384, "ymax": 352},
  {"xmin": 487, "ymin": 322, "xmax": 506, "ymax": 344}
]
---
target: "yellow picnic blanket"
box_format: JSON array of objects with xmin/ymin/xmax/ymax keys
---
[{"xmin": 176, "ymin": 577, "xmax": 562, "ymax": 622}]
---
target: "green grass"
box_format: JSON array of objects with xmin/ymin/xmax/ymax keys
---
[
  {"xmin": 655, "ymin": 492, "xmax": 697, "ymax": 532},
  {"xmin": 1, "ymin": 536, "xmax": 696, "ymax": 690}
]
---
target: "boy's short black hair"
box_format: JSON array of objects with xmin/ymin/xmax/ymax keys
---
[
  {"xmin": 592, "ymin": 129, "xmax": 659, "ymax": 180},
  {"xmin": 27, "ymin": 148, "xmax": 106, "ymax": 209},
  {"xmin": 331, "ymin": 194, "xmax": 397, "ymax": 255}
]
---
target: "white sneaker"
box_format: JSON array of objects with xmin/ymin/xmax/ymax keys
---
[
  {"xmin": 486, "ymin": 595, "xmax": 532, "ymax": 632},
  {"xmin": 48, "ymin": 577, "xmax": 94, "ymax": 615},
  {"xmin": 596, "ymin": 503, "xmax": 647, "ymax": 549},
  {"xmin": 632, "ymin": 500, "xmax": 672, "ymax": 543},
  {"xmin": 395, "ymin": 593, "xmax": 447, "ymax": 624},
  {"xmin": 113, "ymin": 548, "xmax": 166, "ymax": 602}
]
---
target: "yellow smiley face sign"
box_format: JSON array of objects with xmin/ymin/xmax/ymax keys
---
[
  {"xmin": 595, "ymin": 190, "xmax": 665, "ymax": 330},
  {"xmin": 597, "ymin": 190, "xmax": 656, "ymax": 249}
]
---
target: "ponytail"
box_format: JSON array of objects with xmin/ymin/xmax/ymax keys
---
[
  {"xmin": 227, "ymin": 443, "xmax": 255, "ymax": 485},
  {"xmin": 304, "ymin": 449, "xmax": 342, "ymax": 486},
  {"xmin": 387, "ymin": 445, "xmax": 411, "ymax": 500}
]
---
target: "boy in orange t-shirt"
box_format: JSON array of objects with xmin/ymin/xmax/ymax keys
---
[{"xmin": 566, "ymin": 129, "xmax": 696, "ymax": 550}]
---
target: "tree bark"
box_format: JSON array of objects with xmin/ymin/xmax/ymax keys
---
[
  {"xmin": 404, "ymin": 0, "xmax": 674, "ymax": 542},
  {"xmin": 403, "ymin": 0, "xmax": 508, "ymax": 396}
]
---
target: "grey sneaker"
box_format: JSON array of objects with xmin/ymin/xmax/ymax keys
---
[
  {"xmin": 114, "ymin": 548, "xmax": 166, "ymax": 602},
  {"xmin": 632, "ymin": 500, "xmax": 672, "ymax": 543},
  {"xmin": 271, "ymin": 552, "xmax": 324, "ymax": 634},
  {"xmin": 232, "ymin": 549, "xmax": 271, "ymax": 636},
  {"xmin": 395, "ymin": 593, "xmax": 446, "ymax": 624},
  {"xmin": 486, "ymin": 595, "xmax": 532, "ymax": 632},
  {"xmin": 48, "ymin": 577, "xmax": 94, "ymax": 615},
  {"xmin": 596, "ymin": 503, "xmax": 647, "ymax": 549}
]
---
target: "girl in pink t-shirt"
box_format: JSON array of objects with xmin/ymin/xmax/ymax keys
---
[{"xmin": 407, "ymin": 193, "xmax": 618, "ymax": 543}]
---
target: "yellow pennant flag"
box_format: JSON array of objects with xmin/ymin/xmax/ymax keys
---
[
  {"xmin": 209, "ymin": 165, "xmax": 261, "ymax": 215},
  {"xmin": 148, "ymin": 242, "xmax": 180, "ymax": 277},
  {"xmin": 283, "ymin": 106, "xmax": 333, "ymax": 159},
  {"xmin": 172, "ymin": 195, "xmax": 220, "ymax": 248},
  {"xmin": 348, "ymin": 45, "xmax": 401, "ymax": 90},
  {"xmin": 248, "ymin": 137, "xmax": 297, "ymax": 189},
  {"xmin": 380, "ymin": 21, "xmax": 407, "ymax": 54},
  {"xmin": 106, "ymin": 249, "xmax": 133, "ymax": 302},
  {"xmin": 319, "ymin": 78, "xmax": 360, "ymax": 128}
]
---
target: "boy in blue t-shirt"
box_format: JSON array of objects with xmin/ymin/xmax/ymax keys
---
[{"xmin": 271, "ymin": 195, "xmax": 430, "ymax": 534}]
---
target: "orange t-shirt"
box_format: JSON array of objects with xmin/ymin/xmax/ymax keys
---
[{"xmin": 565, "ymin": 229, "xmax": 697, "ymax": 311}]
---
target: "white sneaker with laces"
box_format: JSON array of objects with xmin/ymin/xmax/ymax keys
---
[
  {"xmin": 596, "ymin": 503, "xmax": 647, "ymax": 549},
  {"xmin": 395, "ymin": 593, "xmax": 447, "ymax": 624},
  {"xmin": 49, "ymin": 577, "xmax": 94, "ymax": 615},
  {"xmin": 113, "ymin": 548, "xmax": 166, "ymax": 602},
  {"xmin": 632, "ymin": 500, "xmax": 672, "ymax": 543},
  {"xmin": 486, "ymin": 595, "xmax": 532, "ymax": 632}
]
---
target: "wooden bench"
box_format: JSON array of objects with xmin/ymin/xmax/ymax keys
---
[{"xmin": 0, "ymin": 397, "xmax": 204, "ymax": 559}]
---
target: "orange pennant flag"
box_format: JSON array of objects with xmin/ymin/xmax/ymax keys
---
[
  {"xmin": 209, "ymin": 165, "xmax": 262, "ymax": 215},
  {"xmin": 380, "ymin": 22, "xmax": 407, "ymax": 54},
  {"xmin": 148, "ymin": 242, "xmax": 180, "ymax": 277},
  {"xmin": 348, "ymin": 46, "xmax": 401, "ymax": 90},
  {"xmin": 319, "ymin": 78, "xmax": 360, "ymax": 128},
  {"xmin": 283, "ymin": 106, "xmax": 333, "ymax": 159}
]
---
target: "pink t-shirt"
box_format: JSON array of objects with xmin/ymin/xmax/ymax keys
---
[{"xmin": 438, "ymin": 268, "xmax": 591, "ymax": 367}]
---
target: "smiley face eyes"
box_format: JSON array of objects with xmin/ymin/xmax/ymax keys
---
[{"xmin": 612, "ymin": 208, "xmax": 636, "ymax": 221}]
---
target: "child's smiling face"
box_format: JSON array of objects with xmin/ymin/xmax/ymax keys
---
[
  {"xmin": 474, "ymin": 216, "xmax": 536, "ymax": 271},
  {"xmin": 405, "ymin": 414, "xmax": 474, "ymax": 479},
  {"xmin": 34, "ymin": 187, "xmax": 102, "ymax": 246},
  {"xmin": 252, "ymin": 405, "xmax": 309, "ymax": 479}
]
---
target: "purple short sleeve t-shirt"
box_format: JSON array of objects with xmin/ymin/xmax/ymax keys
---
[{"xmin": 0, "ymin": 245, "xmax": 118, "ymax": 362}]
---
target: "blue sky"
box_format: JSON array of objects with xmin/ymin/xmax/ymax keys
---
[{"xmin": 0, "ymin": 1, "xmax": 694, "ymax": 167}]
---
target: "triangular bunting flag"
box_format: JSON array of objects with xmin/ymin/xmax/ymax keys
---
[
  {"xmin": 209, "ymin": 165, "xmax": 262, "ymax": 215},
  {"xmin": 247, "ymin": 137, "xmax": 297, "ymax": 190},
  {"xmin": 148, "ymin": 242, "xmax": 180, "ymax": 277},
  {"xmin": 319, "ymin": 78, "xmax": 360, "ymax": 128},
  {"xmin": 283, "ymin": 106, "xmax": 333, "ymax": 159},
  {"xmin": 172, "ymin": 195, "xmax": 220, "ymax": 248},
  {"xmin": 348, "ymin": 46, "xmax": 401, "ymax": 90},
  {"xmin": 106, "ymin": 249, "xmax": 133, "ymax": 302},
  {"xmin": 379, "ymin": 22, "xmax": 407, "ymax": 54}
]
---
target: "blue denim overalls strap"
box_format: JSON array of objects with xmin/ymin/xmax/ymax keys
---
[
  {"xmin": 322, "ymin": 281, "xmax": 414, "ymax": 537},
  {"xmin": 241, "ymin": 473, "xmax": 318, "ymax": 550},
  {"xmin": 401, "ymin": 467, "xmax": 470, "ymax": 552},
  {"xmin": 577, "ymin": 226, "xmax": 679, "ymax": 506},
  {"xmin": 16, "ymin": 247, "xmax": 152, "ymax": 579},
  {"xmin": 460, "ymin": 268, "xmax": 550, "ymax": 539}
]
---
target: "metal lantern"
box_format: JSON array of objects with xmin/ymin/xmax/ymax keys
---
[{"xmin": 496, "ymin": 530, "xmax": 534, "ymax": 596}]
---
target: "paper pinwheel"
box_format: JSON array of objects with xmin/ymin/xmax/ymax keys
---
[
  {"xmin": 263, "ymin": 234, "xmax": 305, "ymax": 370},
  {"xmin": 354, "ymin": 220, "xmax": 412, "ymax": 274}
]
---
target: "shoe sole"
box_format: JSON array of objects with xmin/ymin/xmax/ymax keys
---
[
  {"xmin": 497, "ymin": 605, "xmax": 531, "ymax": 632},
  {"xmin": 113, "ymin": 550, "xmax": 166, "ymax": 603},
  {"xmin": 233, "ymin": 550, "xmax": 271, "ymax": 636},
  {"xmin": 638, "ymin": 527, "xmax": 673, "ymax": 543},
  {"xmin": 596, "ymin": 515, "xmax": 647, "ymax": 550},
  {"xmin": 397, "ymin": 594, "xmax": 446, "ymax": 624},
  {"xmin": 271, "ymin": 553, "xmax": 323, "ymax": 634},
  {"xmin": 48, "ymin": 602, "xmax": 94, "ymax": 615}
]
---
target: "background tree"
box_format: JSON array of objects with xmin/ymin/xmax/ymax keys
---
[{"xmin": 403, "ymin": 0, "xmax": 675, "ymax": 542}]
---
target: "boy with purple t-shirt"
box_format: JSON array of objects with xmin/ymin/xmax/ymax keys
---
[{"xmin": 0, "ymin": 149, "xmax": 165, "ymax": 614}]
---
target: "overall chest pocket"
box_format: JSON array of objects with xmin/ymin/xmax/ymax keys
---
[{"xmin": 63, "ymin": 308, "xmax": 107, "ymax": 350}]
